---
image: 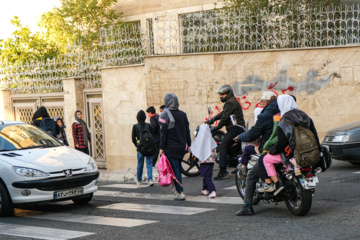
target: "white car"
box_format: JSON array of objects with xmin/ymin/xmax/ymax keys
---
[{"xmin": 0, "ymin": 120, "xmax": 99, "ymax": 216}]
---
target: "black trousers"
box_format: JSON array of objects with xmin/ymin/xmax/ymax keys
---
[
  {"xmin": 258, "ymin": 154, "xmax": 269, "ymax": 180},
  {"xmin": 76, "ymin": 147, "xmax": 89, "ymax": 155},
  {"xmin": 244, "ymin": 156, "xmax": 261, "ymax": 204},
  {"xmin": 219, "ymin": 127, "xmax": 244, "ymax": 169},
  {"xmin": 152, "ymin": 142, "xmax": 160, "ymax": 167}
]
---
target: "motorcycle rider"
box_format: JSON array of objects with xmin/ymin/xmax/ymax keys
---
[
  {"xmin": 234, "ymin": 91, "xmax": 279, "ymax": 216},
  {"xmin": 206, "ymin": 85, "xmax": 245, "ymax": 180}
]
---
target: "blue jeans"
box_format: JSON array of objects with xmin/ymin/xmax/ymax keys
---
[
  {"xmin": 167, "ymin": 154, "xmax": 183, "ymax": 193},
  {"xmin": 137, "ymin": 152, "xmax": 153, "ymax": 182}
]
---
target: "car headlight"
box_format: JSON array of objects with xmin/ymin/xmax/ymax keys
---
[
  {"xmin": 332, "ymin": 134, "xmax": 349, "ymax": 143},
  {"xmin": 84, "ymin": 157, "xmax": 97, "ymax": 172},
  {"xmin": 13, "ymin": 167, "xmax": 50, "ymax": 177}
]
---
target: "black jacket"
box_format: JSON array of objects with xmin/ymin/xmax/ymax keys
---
[
  {"xmin": 132, "ymin": 111, "xmax": 153, "ymax": 152},
  {"xmin": 238, "ymin": 101, "xmax": 280, "ymax": 152},
  {"xmin": 32, "ymin": 106, "xmax": 50, "ymax": 127},
  {"xmin": 149, "ymin": 114, "xmax": 160, "ymax": 144},
  {"xmin": 269, "ymin": 109, "xmax": 321, "ymax": 158},
  {"xmin": 213, "ymin": 93, "xmax": 245, "ymax": 130},
  {"xmin": 160, "ymin": 109, "xmax": 191, "ymax": 159}
]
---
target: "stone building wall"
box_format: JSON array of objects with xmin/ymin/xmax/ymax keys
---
[{"xmin": 101, "ymin": 46, "xmax": 360, "ymax": 170}]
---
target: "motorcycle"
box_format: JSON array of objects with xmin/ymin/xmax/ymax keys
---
[
  {"xmin": 180, "ymin": 108, "xmax": 244, "ymax": 177},
  {"xmin": 235, "ymin": 153, "xmax": 321, "ymax": 216}
]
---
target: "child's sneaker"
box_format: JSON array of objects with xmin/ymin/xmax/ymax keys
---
[
  {"xmin": 174, "ymin": 191, "xmax": 186, "ymax": 200},
  {"xmin": 148, "ymin": 180, "xmax": 154, "ymax": 187},
  {"xmin": 258, "ymin": 183, "xmax": 275, "ymax": 192},
  {"xmin": 201, "ymin": 189, "xmax": 209, "ymax": 196},
  {"xmin": 208, "ymin": 191, "xmax": 216, "ymax": 198},
  {"xmin": 274, "ymin": 181, "xmax": 285, "ymax": 196}
]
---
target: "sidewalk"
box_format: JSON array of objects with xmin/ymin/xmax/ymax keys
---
[{"xmin": 98, "ymin": 167, "xmax": 159, "ymax": 183}]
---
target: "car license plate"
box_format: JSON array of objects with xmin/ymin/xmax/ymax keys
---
[{"xmin": 54, "ymin": 188, "xmax": 83, "ymax": 199}]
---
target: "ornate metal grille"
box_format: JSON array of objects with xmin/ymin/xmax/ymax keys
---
[
  {"xmin": 0, "ymin": 5, "xmax": 359, "ymax": 94},
  {"xmin": 47, "ymin": 108, "xmax": 64, "ymax": 120},
  {"xmin": 92, "ymin": 103, "xmax": 104, "ymax": 159},
  {"xmin": 18, "ymin": 108, "xmax": 34, "ymax": 124}
]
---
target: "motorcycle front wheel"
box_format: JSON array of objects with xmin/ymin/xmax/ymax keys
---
[
  {"xmin": 235, "ymin": 168, "xmax": 260, "ymax": 205},
  {"xmin": 285, "ymin": 177, "xmax": 313, "ymax": 216},
  {"xmin": 180, "ymin": 152, "xmax": 200, "ymax": 177}
]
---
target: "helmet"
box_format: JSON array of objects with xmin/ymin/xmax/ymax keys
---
[{"xmin": 216, "ymin": 85, "xmax": 234, "ymax": 102}]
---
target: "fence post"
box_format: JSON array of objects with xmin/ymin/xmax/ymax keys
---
[
  {"xmin": 62, "ymin": 77, "xmax": 85, "ymax": 149},
  {"xmin": 0, "ymin": 89, "xmax": 11, "ymax": 120}
]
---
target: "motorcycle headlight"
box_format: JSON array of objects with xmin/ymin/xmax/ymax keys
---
[
  {"xmin": 84, "ymin": 157, "xmax": 97, "ymax": 172},
  {"xmin": 13, "ymin": 167, "xmax": 50, "ymax": 177},
  {"xmin": 332, "ymin": 134, "xmax": 349, "ymax": 143}
]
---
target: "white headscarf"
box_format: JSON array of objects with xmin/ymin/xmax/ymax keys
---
[
  {"xmin": 190, "ymin": 124, "xmax": 217, "ymax": 163},
  {"xmin": 277, "ymin": 95, "xmax": 298, "ymax": 117}
]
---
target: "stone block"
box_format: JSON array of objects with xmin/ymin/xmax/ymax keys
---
[{"xmin": 340, "ymin": 66, "xmax": 353, "ymax": 85}]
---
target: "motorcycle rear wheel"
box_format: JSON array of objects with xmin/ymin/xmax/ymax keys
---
[
  {"xmin": 180, "ymin": 152, "xmax": 200, "ymax": 177},
  {"xmin": 235, "ymin": 169, "xmax": 260, "ymax": 205},
  {"xmin": 285, "ymin": 177, "xmax": 312, "ymax": 216}
]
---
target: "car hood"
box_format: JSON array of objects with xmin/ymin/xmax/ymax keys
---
[
  {"xmin": 326, "ymin": 121, "xmax": 360, "ymax": 135},
  {"xmin": 0, "ymin": 146, "xmax": 89, "ymax": 172}
]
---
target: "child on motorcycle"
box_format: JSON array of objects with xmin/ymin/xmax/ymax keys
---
[
  {"xmin": 260, "ymin": 94, "xmax": 320, "ymax": 196},
  {"xmin": 190, "ymin": 124, "xmax": 217, "ymax": 198}
]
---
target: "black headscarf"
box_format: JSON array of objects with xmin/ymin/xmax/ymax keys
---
[
  {"xmin": 136, "ymin": 110, "xmax": 146, "ymax": 123},
  {"xmin": 74, "ymin": 110, "xmax": 89, "ymax": 146},
  {"xmin": 32, "ymin": 106, "xmax": 50, "ymax": 127}
]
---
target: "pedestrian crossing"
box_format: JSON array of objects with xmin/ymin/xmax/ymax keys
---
[{"xmin": 0, "ymin": 182, "xmax": 243, "ymax": 240}]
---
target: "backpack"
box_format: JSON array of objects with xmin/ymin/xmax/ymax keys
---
[
  {"xmin": 289, "ymin": 122, "xmax": 320, "ymax": 167},
  {"xmin": 40, "ymin": 117, "xmax": 56, "ymax": 137},
  {"xmin": 136, "ymin": 124, "xmax": 156, "ymax": 156},
  {"xmin": 156, "ymin": 154, "xmax": 182, "ymax": 188}
]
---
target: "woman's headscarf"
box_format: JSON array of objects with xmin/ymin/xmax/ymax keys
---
[
  {"xmin": 74, "ymin": 110, "xmax": 89, "ymax": 146},
  {"xmin": 159, "ymin": 93, "xmax": 178, "ymax": 129},
  {"xmin": 277, "ymin": 95, "xmax": 298, "ymax": 117},
  {"xmin": 136, "ymin": 110, "xmax": 146, "ymax": 123},
  {"xmin": 32, "ymin": 106, "xmax": 50, "ymax": 121},
  {"xmin": 190, "ymin": 124, "xmax": 217, "ymax": 163}
]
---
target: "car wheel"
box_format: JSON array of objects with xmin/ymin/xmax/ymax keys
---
[
  {"xmin": 72, "ymin": 193, "xmax": 93, "ymax": 204},
  {"xmin": 350, "ymin": 162, "xmax": 360, "ymax": 166},
  {"xmin": 0, "ymin": 181, "xmax": 14, "ymax": 217}
]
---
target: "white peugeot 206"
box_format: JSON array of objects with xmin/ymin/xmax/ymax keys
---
[{"xmin": 0, "ymin": 120, "xmax": 99, "ymax": 217}]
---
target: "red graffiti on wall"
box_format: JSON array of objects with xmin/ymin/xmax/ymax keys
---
[{"xmin": 205, "ymin": 82, "xmax": 295, "ymax": 122}]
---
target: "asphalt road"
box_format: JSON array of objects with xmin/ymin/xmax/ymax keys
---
[{"xmin": 0, "ymin": 160, "xmax": 359, "ymax": 240}]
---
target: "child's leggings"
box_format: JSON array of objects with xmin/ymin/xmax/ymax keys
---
[{"xmin": 263, "ymin": 154, "xmax": 282, "ymax": 177}]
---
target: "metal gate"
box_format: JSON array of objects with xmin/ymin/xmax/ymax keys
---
[{"xmin": 86, "ymin": 93, "xmax": 106, "ymax": 168}]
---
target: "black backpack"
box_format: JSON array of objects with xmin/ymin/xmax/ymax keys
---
[
  {"xmin": 40, "ymin": 117, "xmax": 56, "ymax": 137},
  {"xmin": 136, "ymin": 124, "xmax": 156, "ymax": 156}
]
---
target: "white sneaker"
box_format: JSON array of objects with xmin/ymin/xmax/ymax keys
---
[
  {"xmin": 148, "ymin": 180, "xmax": 154, "ymax": 186},
  {"xmin": 208, "ymin": 191, "xmax": 216, "ymax": 198},
  {"xmin": 136, "ymin": 181, "xmax": 142, "ymax": 187},
  {"xmin": 201, "ymin": 189, "xmax": 209, "ymax": 196},
  {"xmin": 174, "ymin": 191, "xmax": 186, "ymax": 200}
]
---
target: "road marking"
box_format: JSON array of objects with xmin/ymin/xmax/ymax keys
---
[
  {"xmin": 94, "ymin": 190, "xmax": 243, "ymax": 204},
  {"xmin": 22, "ymin": 213, "xmax": 158, "ymax": 227},
  {"xmin": 0, "ymin": 223, "xmax": 94, "ymax": 240},
  {"xmin": 224, "ymin": 186, "xmax": 237, "ymax": 190},
  {"xmin": 99, "ymin": 203, "xmax": 214, "ymax": 215},
  {"xmin": 101, "ymin": 183, "xmax": 148, "ymax": 189},
  {"xmin": 354, "ymin": 171, "xmax": 360, "ymax": 174}
]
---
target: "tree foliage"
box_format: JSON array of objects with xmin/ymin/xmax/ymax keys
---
[
  {"xmin": 0, "ymin": 17, "xmax": 60, "ymax": 64},
  {"xmin": 39, "ymin": 0, "xmax": 123, "ymax": 52},
  {"xmin": 0, "ymin": 0, "xmax": 123, "ymax": 64}
]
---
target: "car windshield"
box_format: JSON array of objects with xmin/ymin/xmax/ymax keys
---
[{"xmin": 0, "ymin": 123, "xmax": 62, "ymax": 151}]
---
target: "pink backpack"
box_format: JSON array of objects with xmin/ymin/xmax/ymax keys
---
[{"xmin": 156, "ymin": 154, "xmax": 182, "ymax": 189}]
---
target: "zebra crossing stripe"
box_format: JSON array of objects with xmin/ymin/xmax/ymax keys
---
[
  {"xmin": 224, "ymin": 186, "xmax": 237, "ymax": 190},
  {"xmin": 99, "ymin": 203, "xmax": 215, "ymax": 215},
  {"xmin": 95, "ymin": 190, "xmax": 243, "ymax": 204},
  {"xmin": 101, "ymin": 183, "xmax": 148, "ymax": 188},
  {"xmin": 354, "ymin": 171, "xmax": 360, "ymax": 174},
  {"xmin": 23, "ymin": 213, "xmax": 158, "ymax": 227},
  {"xmin": 0, "ymin": 223, "xmax": 94, "ymax": 240}
]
